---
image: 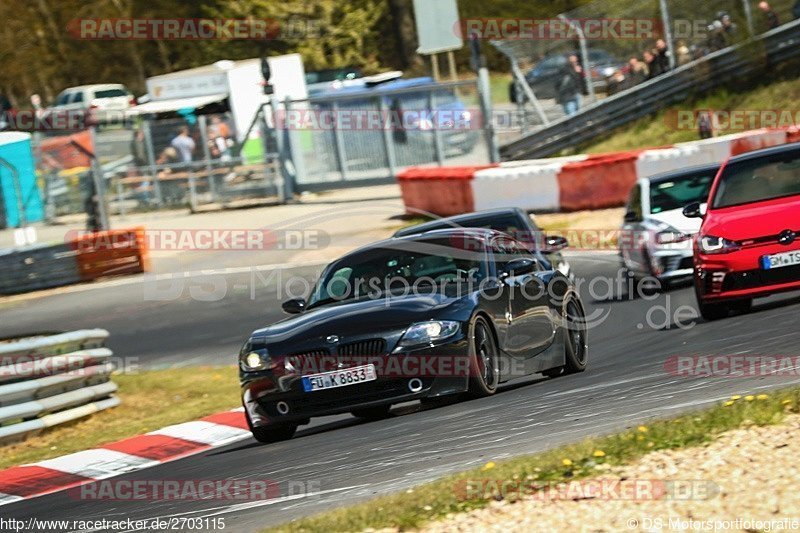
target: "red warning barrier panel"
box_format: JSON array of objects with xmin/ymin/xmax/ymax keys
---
[
  {"xmin": 556, "ymin": 151, "xmax": 643, "ymax": 211},
  {"xmin": 38, "ymin": 131, "xmax": 93, "ymax": 171},
  {"xmin": 729, "ymin": 128, "xmax": 788, "ymax": 156},
  {"xmin": 396, "ymin": 165, "xmax": 497, "ymax": 217},
  {"xmin": 68, "ymin": 227, "xmax": 150, "ymax": 282}
]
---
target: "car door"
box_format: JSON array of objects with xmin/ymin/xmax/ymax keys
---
[
  {"xmin": 621, "ymin": 182, "xmax": 647, "ymax": 274},
  {"xmin": 493, "ymin": 237, "xmax": 556, "ymax": 366}
]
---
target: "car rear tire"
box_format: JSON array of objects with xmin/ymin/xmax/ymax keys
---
[
  {"xmin": 467, "ymin": 317, "xmax": 500, "ymax": 398},
  {"xmin": 563, "ymin": 298, "xmax": 588, "ymax": 374},
  {"xmin": 351, "ymin": 405, "xmax": 392, "ymax": 420}
]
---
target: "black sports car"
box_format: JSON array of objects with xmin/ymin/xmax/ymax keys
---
[{"xmin": 239, "ymin": 229, "xmax": 588, "ymax": 443}]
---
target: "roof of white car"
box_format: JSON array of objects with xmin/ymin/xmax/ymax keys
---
[{"xmin": 59, "ymin": 84, "xmax": 130, "ymax": 92}]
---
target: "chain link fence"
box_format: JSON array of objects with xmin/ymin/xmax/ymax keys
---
[{"xmin": 492, "ymin": 0, "xmax": 796, "ymax": 143}]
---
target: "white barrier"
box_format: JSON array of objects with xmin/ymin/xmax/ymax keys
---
[
  {"xmin": 0, "ymin": 331, "xmax": 119, "ymax": 444},
  {"xmin": 473, "ymin": 162, "xmax": 563, "ymax": 212}
]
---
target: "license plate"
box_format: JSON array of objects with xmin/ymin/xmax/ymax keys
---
[
  {"xmin": 302, "ymin": 364, "xmax": 377, "ymax": 392},
  {"xmin": 761, "ymin": 251, "xmax": 800, "ymax": 270}
]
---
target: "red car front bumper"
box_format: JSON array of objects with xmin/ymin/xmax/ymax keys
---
[{"xmin": 695, "ymin": 241, "xmax": 800, "ymax": 302}]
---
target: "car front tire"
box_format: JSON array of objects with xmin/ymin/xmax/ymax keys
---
[{"xmin": 246, "ymin": 412, "xmax": 297, "ymax": 443}]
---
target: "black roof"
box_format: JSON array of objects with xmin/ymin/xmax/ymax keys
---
[{"xmin": 393, "ymin": 208, "xmax": 526, "ymax": 238}]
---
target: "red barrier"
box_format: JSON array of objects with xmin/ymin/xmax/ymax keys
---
[
  {"xmin": 68, "ymin": 227, "xmax": 150, "ymax": 282},
  {"xmin": 396, "ymin": 165, "xmax": 496, "ymax": 216},
  {"xmin": 729, "ymin": 129, "xmax": 788, "ymax": 156},
  {"xmin": 557, "ymin": 152, "xmax": 642, "ymax": 211},
  {"xmin": 786, "ymin": 126, "xmax": 800, "ymax": 144},
  {"xmin": 38, "ymin": 131, "xmax": 93, "ymax": 171}
]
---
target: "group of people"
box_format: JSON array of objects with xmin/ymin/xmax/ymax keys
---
[{"xmin": 559, "ymin": 3, "xmax": 787, "ymax": 113}]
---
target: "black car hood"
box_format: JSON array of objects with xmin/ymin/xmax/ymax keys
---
[{"xmin": 252, "ymin": 293, "xmax": 474, "ymax": 348}]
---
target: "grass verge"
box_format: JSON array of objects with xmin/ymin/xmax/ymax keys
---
[
  {"xmin": 0, "ymin": 366, "xmax": 240, "ymax": 470},
  {"xmin": 269, "ymin": 387, "xmax": 800, "ymax": 532},
  {"xmin": 581, "ymin": 75, "xmax": 800, "ymax": 155}
]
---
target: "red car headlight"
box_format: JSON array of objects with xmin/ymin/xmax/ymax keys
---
[{"xmin": 698, "ymin": 235, "xmax": 740, "ymax": 254}]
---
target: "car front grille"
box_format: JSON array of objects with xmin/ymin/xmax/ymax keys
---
[
  {"xmin": 337, "ymin": 339, "xmax": 387, "ymax": 356},
  {"xmin": 723, "ymin": 265, "xmax": 800, "ymax": 291}
]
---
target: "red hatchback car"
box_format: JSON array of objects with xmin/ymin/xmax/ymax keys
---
[{"xmin": 684, "ymin": 143, "xmax": 800, "ymax": 320}]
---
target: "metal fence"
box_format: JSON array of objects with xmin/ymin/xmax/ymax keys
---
[
  {"xmin": 275, "ymin": 79, "xmax": 491, "ymax": 192},
  {"xmin": 500, "ymin": 12, "xmax": 800, "ymax": 160},
  {"xmin": 32, "ymin": 111, "xmax": 281, "ymax": 221},
  {"xmin": 493, "ymin": 0, "xmax": 797, "ymax": 143},
  {"xmin": 0, "ymin": 330, "xmax": 118, "ymax": 445}
]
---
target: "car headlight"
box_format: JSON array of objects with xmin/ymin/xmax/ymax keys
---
[
  {"xmin": 240, "ymin": 350, "xmax": 271, "ymax": 371},
  {"xmin": 398, "ymin": 321, "xmax": 460, "ymax": 348},
  {"xmin": 698, "ymin": 235, "xmax": 739, "ymax": 254},
  {"xmin": 655, "ymin": 230, "xmax": 690, "ymax": 245}
]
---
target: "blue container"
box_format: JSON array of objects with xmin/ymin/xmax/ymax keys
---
[{"xmin": 0, "ymin": 132, "xmax": 44, "ymax": 228}]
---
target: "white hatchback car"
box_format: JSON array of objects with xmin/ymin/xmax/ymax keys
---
[
  {"xmin": 619, "ymin": 164, "xmax": 718, "ymax": 286},
  {"xmin": 47, "ymin": 84, "xmax": 134, "ymax": 126}
]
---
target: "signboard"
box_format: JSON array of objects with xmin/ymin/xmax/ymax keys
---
[
  {"xmin": 146, "ymin": 72, "xmax": 229, "ymax": 101},
  {"xmin": 413, "ymin": 0, "xmax": 463, "ymax": 55}
]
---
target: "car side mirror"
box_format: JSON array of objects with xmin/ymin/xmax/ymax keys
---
[
  {"xmin": 682, "ymin": 202, "xmax": 704, "ymax": 219},
  {"xmin": 282, "ymin": 299, "xmax": 306, "ymax": 314},
  {"xmin": 503, "ymin": 258, "xmax": 537, "ymax": 278},
  {"xmin": 624, "ymin": 211, "xmax": 639, "ymax": 223},
  {"xmin": 544, "ymin": 235, "xmax": 569, "ymax": 251}
]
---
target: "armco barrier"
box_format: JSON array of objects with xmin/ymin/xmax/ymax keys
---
[
  {"xmin": 0, "ymin": 227, "xmax": 148, "ymax": 295},
  {"xmin": 0, "ymin": 330, "xmax": 119, "ymax": 444},
  {"xmin": 397, "ymin": 128, "xmax": 799, "ymax": 215},
  {"xmin": 397, "ymin": 166, "xmax": 496, "ymax": 216}
]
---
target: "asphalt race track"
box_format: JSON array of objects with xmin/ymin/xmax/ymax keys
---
[{"xmin": 3, "ymin": 252, "xmax": 800, "ymax": 531}]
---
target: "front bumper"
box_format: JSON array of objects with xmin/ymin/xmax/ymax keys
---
[
  {"xmin": 695, "ymin": 242, "xmax": 800, "ymax": 301},
  {"xmin": 241, "ymin": 338, "xmax": 470, "ymax": 428},
  {"xmin": 651, "ymin": 248, "xmax": 695, "ymax": 281}
]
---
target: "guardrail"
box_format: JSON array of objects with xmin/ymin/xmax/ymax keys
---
[
  {"xmin": 0, "ymin": 330, "xmax": 119, "ymax": 444},
  {"xmin": 501, "ymin": 19, "xmax": 800, "ymax": 161}
]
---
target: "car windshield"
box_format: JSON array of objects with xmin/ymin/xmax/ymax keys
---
[
  {"xmin": 402, "ymin": 214, "xmax": 537, "ymax": 246},
  {"xmin": 712, "ymin": 151, "xmax": 800, "ymax": 208},
  {"xmin": 308, "ymin": 237, "xmax": 488, "ymax": 309},
  {"xmin": 650, "ymin": 171, "xmax": 716, "ymax": 213}
]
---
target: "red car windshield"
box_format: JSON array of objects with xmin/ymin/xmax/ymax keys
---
[{"xmin": 713, "ymin": 151, "xmax": 800, "ymax": 209}]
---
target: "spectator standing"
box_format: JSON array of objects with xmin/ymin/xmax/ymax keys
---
[
  {"xmin": 759, "ymin": 2, "xmax": 780, "ymax": 30},
  {"xmin": 675, "ymin": 41, "xmax": 692, "ymax": 66},
  {"xmin": 655, "ymin": 39, "xmax": 671, "ymax": 72},
  {"xmin": 643, "ymin": 50, "xmax": 662, "ymax": 79},
  {"xmin": 628, "ymin": 56, "xmax": 648, "ymax": 83},
  {"xmin": 555, "ymin": 54, "xmax": 583, "ymax": 116},
  {"xmin": 170, "ymin": 126, "xmax": 195, "ymax": 163}
]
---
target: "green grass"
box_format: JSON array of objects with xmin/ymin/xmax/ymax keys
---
[
  {"xmin": 0, "ymin": 366, "xmax": 240, "ymax": 469},
  {"xmin": 269, "ymin": 388, "xmax": 800, "ymax": 532},
  {"xmin": 582, "ymin": 74, "xmax": 800, "ymax": 154}
]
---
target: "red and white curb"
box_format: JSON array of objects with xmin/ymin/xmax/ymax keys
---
[{"xmin": 0, "ymin": 408, "xmax": 249, "ymax": 506}]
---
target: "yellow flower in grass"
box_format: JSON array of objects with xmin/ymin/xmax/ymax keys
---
[
  {"xmin": 756, "ymin": 394, "xmax": 769, "ymax": 400},
  {"xmin": 637, "ymin": 425, "xmax": 648, "ymax": 433},
  {"xmin": 562, "ymin": 459, "xmax": 573, "ymax": 467},
  {"xmin": 745, "ymin": 395, "xmax": 755, "ymax": 402},
  {"xmin": 782, "ymin": 399, "xmax": 793, "ymax": 405},
  {"xmin": 730, "ymin": 395, "xmax": 741, "ymax": 400},
  {"xmin": 482, "ymin": 461, "xmax": 496, "ymax": 471},
  {"xmin": 592, "ymin": 450, "xmax": 606, "ymax": 458},
  {"xmin": 724, "ymin": 401, "xmax": 735, "ymax": 407}
]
